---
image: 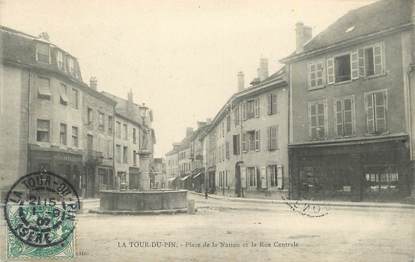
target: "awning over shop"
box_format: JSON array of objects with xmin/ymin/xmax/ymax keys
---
[
  {"xmin": 168, "ymin": 177, "xmax": 177, "ymax": 182},
  {"xmin": 193, "ymin": 172, "xmax": 202, "ymax": 179},
  {"xmin": 180, "ymin": 175, "xmax": 192, "ymax": 181}
]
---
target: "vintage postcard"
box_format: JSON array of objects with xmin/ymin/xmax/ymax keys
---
[{"xmin": 0, "ymin": 0, "xmax": 414, "ymax": 261}]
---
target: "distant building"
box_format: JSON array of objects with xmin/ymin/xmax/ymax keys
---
[
  {"xmin": 165, "ymin": 143, "xmax": 180, "ymax": 188},
  {"xmin": 102, "ymin": 90, "xmax": 156, "ymax": 191},
  {"xmin": 201, "ymin": 60, "xmax": 289, "ymax": 199},
  {"xmin": 281, "ymin": 0, "xmax": 415, "ymax": 201},
  {"xmin": 150, "ymin": 157, "xmax": 167, "ymax": 189}
]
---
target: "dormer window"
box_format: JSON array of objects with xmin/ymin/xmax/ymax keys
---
[
  {"xmin": 57, "ymin": 50, "xmax": 64, "ymax": 70},
  {"xmin": 67, "ymin": 56, "xmax": 75, "ymax": 76},
  {"xmin": 36, "ymin": 42, "xmax": 50, "ymax": 64}
]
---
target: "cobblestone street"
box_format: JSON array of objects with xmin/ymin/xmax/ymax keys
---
[{"xmin": 2, "ymin": 195, "xmax": 406, "ymax": 262}]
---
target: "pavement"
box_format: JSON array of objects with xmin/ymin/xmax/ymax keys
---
[
  {"xmin": 189, "ymin": 191, "xmax": 415, "ymax": 209},
  {"xmin": 1, "ymin": 193, "xmax": 414, "ymax": 261}
]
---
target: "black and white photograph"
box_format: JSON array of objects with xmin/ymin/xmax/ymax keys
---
[{"xmin": 0, "ymin": 0, "xmax": 414, "ymax": 261}]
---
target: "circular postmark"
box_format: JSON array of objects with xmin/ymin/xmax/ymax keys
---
[{"xmin": 3, "ymin": 170, "xmax": 80, "ymax": 247}]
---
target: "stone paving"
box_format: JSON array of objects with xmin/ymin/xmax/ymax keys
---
[{"xmin": 1, "ymin": 194, "xmax": 414, "ymax": 262}]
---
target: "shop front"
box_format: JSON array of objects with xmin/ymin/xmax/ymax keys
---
[
  {"xmin": 289, "ymin": 135, "xmax": 411, "ymax": 202},
  {"xmin": 28, "ymin": 146, "xmax": 83, "ymax": 194}
]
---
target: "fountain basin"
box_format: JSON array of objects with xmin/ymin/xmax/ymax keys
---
[{"xmin": 91, "ymin": 190, "xmax": 188, "ymax": 215}]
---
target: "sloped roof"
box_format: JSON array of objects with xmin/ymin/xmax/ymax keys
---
[
  {"xmin": 283, "ymin": 0, "xmax": 412, "ymax": 61},
  {"xmin": 201, "ymin": 66, "xmax": 287, "ymax": 137}
]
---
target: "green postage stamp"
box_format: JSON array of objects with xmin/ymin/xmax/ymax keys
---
[{"xmin": 3, "ymin": 170, "xmax": 80, "ymax": 259}]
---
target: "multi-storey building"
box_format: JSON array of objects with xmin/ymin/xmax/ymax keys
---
[
  {"xmin": 177, "ymin": 128, "xmax": 193, "ymax": 188},
  {"xmin": 150, "ymin": 157, "xmax": 167, "ymax": 189},
  {"xmin": 82, "ymin": 79, "xmax": 116, "ymax": 197},
  {"xmin": 201, "ymin": 59, "xmax": 289, "ymax": 199},
  {"xmin": 0, "ymin": 26, "xmax": 117, "ymax": 198},
  {"xmin": 281, "ymin": 0, "xmax": 415, "ymax": 201},
  {"xmin": 102, "ymin": 90, "xmax": 155, "ymax": 191},
  {"xmin": 0, "ymin": 26, "xmax": 156, "ymax": 198},
  {"xmin": 188, "ymin": 121, "xmax": 210, "ymax": 192},
  {"xmin": 166, "ymin": 143, "xmax": 180, "ymax": 178}
]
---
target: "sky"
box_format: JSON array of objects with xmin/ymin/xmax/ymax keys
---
[{"xmin": 0, "ymin": 0, "xmax": 374, "ymax": 157}]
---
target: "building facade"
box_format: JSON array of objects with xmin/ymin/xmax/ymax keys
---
[
  {"xmin": 0, "ymin": 26, "xmax": 117, "ymax": 198},
  {"xmin": 282, "ymin": 0, "xmax": 415, "ymax": 201},
  {"xmin": 103, "ymin": 90, "xmax": 155, "ymax": 191},
  {"xmin": 0, "ymin": 26, "xmax": 155, "ymax": 198},
  {"xmin": 200, "ymin": 60, "xmax": 289, "ymax": 199}
]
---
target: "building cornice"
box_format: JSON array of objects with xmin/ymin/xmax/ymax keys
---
[
  {"xmin": 281, "ymin": 23, "xmax": 413, "ymax": 64},
  {"xmin": 2, "ymin": 58, "xmax": 117, "ymax": 106}
]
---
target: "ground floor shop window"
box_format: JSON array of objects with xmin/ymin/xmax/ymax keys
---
[{"xmin": 364, "ymin": 166, "xmax": 399, "ymax": 192}]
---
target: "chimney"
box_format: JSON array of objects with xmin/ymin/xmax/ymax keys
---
[
  {"xmin": 38, "ymin": 32, "xmax": 50, "ymax": 42},
  {"xmin": 295, "ymin": 22, "xmax": 312, "ymax": 53},
  {"xmin": 127, "ymin": 89, "xmax": 134, "ymax": 117},
  {"xmin": 237, "ymin": 71, "xmax": 245, "ymax": 92},
  {"xmin": 197, "ymin": 121, "xmax": 207, "ymax": 128},
  {"xmin": 90, "ymin": 77, "xmax": 97, "ymax": 90},
  {"xmin": 258, "ymin": 58, "xmax": 269, "ymax": 81},
  {"xmin": 186, "ymin": 127, "xmax": 194, "ymax": 137}
]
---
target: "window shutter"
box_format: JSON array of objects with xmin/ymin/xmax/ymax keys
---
[
  {"xmin": 255, "ymin": 130, "xmax": 260, "ymax": 151},
  {"xmin": 255, "ymin": 97, "xmax": 260, "ymax": 118},
  {"xmin": 260, "ymin": 167, "xmax": 267, "ymax": 189},
  {"xmin": 324, "ymin": 101, "xmax": 328, "ymax": 138},
  {"xmin": 267, "ymin": 94, "xmax": 272, "ymax": 115},
  {"xmin": 365, "ymin": 93, "xmax": 375, "ymax": 133},
  {"xmin": 326, "ymin": 57, "xmax": 335, "ymax": 84},
  {"xmin": 351, "ymin": 50, "xmax": 359, "ymax": 80},
  {"xmin": 358, "ymin": 48, "xmax": 365, "ymax": 77},
  {"xmin": 335, "ymin": 99, "xmax": 343, "ymax": 136},
  {"xmin": 308, "ymin": 103, "xmax": 313, "ymax": 138},
  {"xmin": 373, "ymin": 42, "xmax": 384, "ymax": 75},
  {"xmin": 374, "ymin": 91, "xmax": 387, "ymax": 133},
  {"xmin": 242, "ymin": 132, "xmax": 247, "ymax": 152},
  {"xmin": 267, "ymin": 127, "xmax": 271, "ymax": 151},
  {"xmin": 307, "ymin": 62, "xmax": 313, "ymax": 89},
  {"xmin": 272, "ymin": 93, "xmax": 277, "ymax": 114},
  {"xmin": 277, "ymin": 165, "xmax": 283, "ymax": 189},
  {"xmin": 274, "ymin": 126, "xmax": 278, "ymax": 149}
]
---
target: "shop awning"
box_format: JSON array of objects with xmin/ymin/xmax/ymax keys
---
[
  {"xmin": 168, "ymin": 177, "xmax": 177, "ymax": 182},
  {"xmin": 180, "ymin": 175, "xmax": 192, "ymax": 181},
  {"xmin": 193, "ymin": 172, "xmax": 202, "ymax": 179}
]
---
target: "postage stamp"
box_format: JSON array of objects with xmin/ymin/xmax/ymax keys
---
[{"xmin": 3, "ymin": 170, "xmax": 80, "ymax": 259}]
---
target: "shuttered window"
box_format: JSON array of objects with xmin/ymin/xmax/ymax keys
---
[
  {"xmin": 326, "ymin": 57, "xmax": 335, "ymax": 84},
  {"xmin": 308, "ymin": 100, "xmax": 327, "ymax": 140},
  {"xmin": 37, "ymin": 77, "xmax": 51, "ymax": 99},
  {"xmin": 36, "ymin": 42, "xmax": 50, "ymax": 63},
  {"xmin": 267, "ymin": 93, "xmax": 277, "ymax": 115},
  {"xmin": 255, "ymin": 130, "xmax": 261, "ymax": 151},
  {"xmin": 241, "ymin": 133, "xmax": 247, "ymax": 153},
  {"xmin": 234, "ymin": 106, "xmax": 240, "ymax": 126},
  {"xmin": 268, "ymin": 126, "xmax": 278, "ymax": 151},
  {"xmin": 334, "ymin": 96, "xmax": 355, "ymax": 137},
  {"xmin": 308, "ymin": 61, "xmax": 325, "ymax": 89},
  {"xmin": 365, "ymin": 90, "xmax": 387, "ymax": 134},
  {"xmin": 59, "ymin": 83, "xmax": 68, "ymax": 105}
]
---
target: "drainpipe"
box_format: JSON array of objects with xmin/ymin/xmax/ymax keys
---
[
  {"xmin": 407, "ymin": 65, "xmax": 414, "ymax": 161},
  {"xmin": 112, "ymin": 105, "xmax": 116, "ymax": 190},
  {"xmin": 27, "ymin": 70, "xmax": 32, "ymax": 173},
  {"xmin": 407, "ymin": 64, "xmax": 415, "ymax": 196}
]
